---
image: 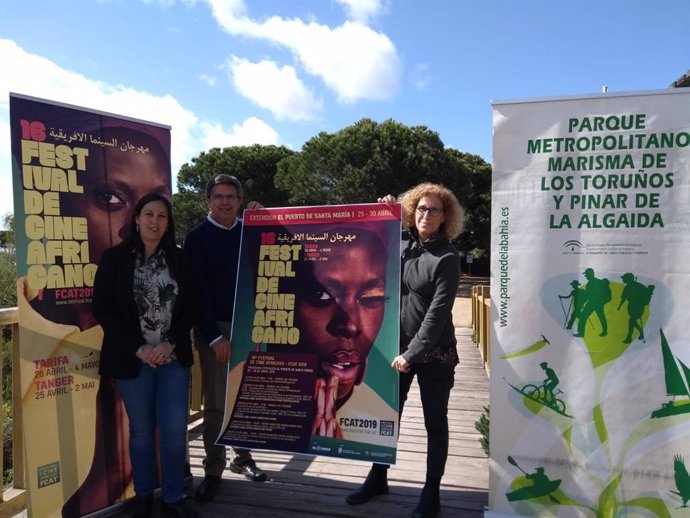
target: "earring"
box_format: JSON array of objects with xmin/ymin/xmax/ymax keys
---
[{"xmin": 136, "ymin": 224, "xmax": 140, "ymax": 233}]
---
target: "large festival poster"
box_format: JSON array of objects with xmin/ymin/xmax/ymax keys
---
[
  {"xmin": 10, "ymin": 93, "xmax": 172, "ymax": 518},
  {"xmin": 487, "ymin": 89, "xmax": 690, "ymax": 518},
  {"xmin": 218, "ymin": 204, "xmax": 401, "ymax": 463}
]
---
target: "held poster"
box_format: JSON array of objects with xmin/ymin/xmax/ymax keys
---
[
  {"xmin": 488, "ymin": 89, "xmax": 690, "ymax": 517},
  {"xmin": 219, "ymin": 204, "xmax": 401, "ymax": 463},
  {"xmin": 10, "ymin": 93, "xmax": 171, "ymax": 518}
]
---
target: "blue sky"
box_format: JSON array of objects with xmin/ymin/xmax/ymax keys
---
[{"xmin": 1, "ymin": 0, "xmax": 688, "ymax": 224}]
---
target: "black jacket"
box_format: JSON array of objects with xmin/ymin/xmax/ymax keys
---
[
  {"xmin": 400, "ymin": 231, "xmax": 460, "ymax": 364},
  {"xmin": 94, "ymin": 243, "xmax": 196, "ymax": 379}
]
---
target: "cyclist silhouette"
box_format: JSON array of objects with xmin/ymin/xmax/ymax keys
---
[{"xmin": 540, "ymin": 362, "xmax": 559, "ymax": 400}]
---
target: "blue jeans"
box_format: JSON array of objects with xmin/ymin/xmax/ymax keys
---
[{"xmin": 116, "ymin": 359, "xmax": 190, "ymax": 503}]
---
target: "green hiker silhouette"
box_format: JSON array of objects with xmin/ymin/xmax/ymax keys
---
[
  {"xmin": 617, "ymin": 272, "xmax": 654, "ymax": 344},
  {"xmin": 559, "ymin": 280, "xmax": 584, "ymax": 330},
  {"xmin": 574, "ymin": 268, "xmax": 610, "ymax": 338}
]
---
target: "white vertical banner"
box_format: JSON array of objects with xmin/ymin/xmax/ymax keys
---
[{"xmin": 489, "ymin": 89, "xmax": 690, "ymax": 517}]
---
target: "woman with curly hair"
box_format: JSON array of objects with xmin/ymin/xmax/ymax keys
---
[{"xmin": 346, "ymin": 183, "xmax": 464, "ymax": 518}]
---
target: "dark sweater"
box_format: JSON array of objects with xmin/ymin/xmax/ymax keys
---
[
  {"xmin": 400, "ymin": 230, "xmax": 460, "ymax": 364},
  {"xmin": 183, "ymin": 218, "xmax": 242, "ymax": 344}
]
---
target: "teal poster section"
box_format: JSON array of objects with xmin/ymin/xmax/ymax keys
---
[{"xmin": 219, "ymin": 203, "xmax": 401, "ymax": 463}]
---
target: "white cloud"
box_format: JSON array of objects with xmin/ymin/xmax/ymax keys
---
[
  {"xmin": 205, "ymin": 0, "xmax": 401, "ymax": 103},
  {"xmin": 411, "ymin": 63, "xmax": 431, "ymax": 91},
  {"xmin": 335, "ymin": 0, "xmax": 385, "ymax": 24},
  {"xmin": 199, "ymin": 73, "xmax": 217, "ymax": 87},
  {"xmin": 197, "ymin": 117, "xmax": 281, "ymax": 149},
  {"xmin": 228, "ymin": 56, "xmax": 322, "ymax": 121},
  {"xmin": 143, "ymin": 0, "xmax": 201, "ymax": 6},
  {"xmin": 0, "ymin": 38, "xmax": 281, "ymax": 219}
]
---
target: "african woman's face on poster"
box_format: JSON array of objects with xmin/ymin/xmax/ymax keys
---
[
  {"xmin": 28, "ymin": 127, "xmax": 170, "ymax": 330},
  {"xmin": 80, "ymin": 147, "xmax": 169, "ymax": 262},
  {"xmin": 295, "ymin": 231, "xmax": 386, "ymax": 401}
]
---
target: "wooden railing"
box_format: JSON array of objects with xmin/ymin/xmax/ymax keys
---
[
  {"xmin": 471, "ymin": 286, "xmax": 491, "ymax": 374},
  {"xmin": 0, "ymin": 307, "xmax": 204, "ymax": 516}
]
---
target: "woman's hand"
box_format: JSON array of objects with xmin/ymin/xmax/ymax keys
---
[
  {"xmin": 152, "ymin": 341, "xmax": 175, "ymax": 365},
  {"xmin": 312, "ymin": 376, "xmax": 343, "ymax": 438},
  {"xmin": 136, "ymin": 345, "xmax": 158, "ymax": 367},
  {"xmin": 391, "ymin": 354, "xmax": 410, "ymax": 373},
  {"xmin": 137, "ymin": 342, "xmax": 174, "ymax": 367}
]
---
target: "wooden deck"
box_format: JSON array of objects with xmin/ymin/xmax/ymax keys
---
[
  {"xmin": 91, "ymin": 324, "xmax": 490, "ymax": 518},
  {"xmin": 13, "ymin": 290, "xmax": 490, "ymax": 518}
]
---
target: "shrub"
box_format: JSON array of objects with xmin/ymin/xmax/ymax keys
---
[
  {"xmin": 3, "ymin": 399, "xmax": 11, "ymax": 485},
  {"xmin": 0, "ymin": 246, "xmax": 16, "ymax": 484},
  {"xmin": 475, "ymin": 405, "xmax": 489, "ymax": 456},
  {"xmin": 0, "ymin": 248, "xmax": 17, "ymax": 308}
]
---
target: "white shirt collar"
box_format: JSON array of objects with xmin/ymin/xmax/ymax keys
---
[{"xmin": 207, "ymin": 214, "xmax": 241, "ymax": 230}]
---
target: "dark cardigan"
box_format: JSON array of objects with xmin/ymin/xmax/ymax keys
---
[{"xmin": 94, "ymin": 243, "xmax": 196, "ymax": 379}]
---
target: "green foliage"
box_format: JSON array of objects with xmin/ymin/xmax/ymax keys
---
[
  {"xmin": 174, "ymin": 145, "xmax": 295, "ymax": 238},
  {"xmin": 468, "ymin": 247, "xmax": 487, "ymax": 260},
  {"xmin": 2, "ymin": 335, "xmax": 12, "ymax": 485},
  {"xmin": 168, "ymin": 119, "xmax": 491, "ymax": 258},
  {"xmin": 0, "ymin": 248, "xmax": 16, "ymax": 308},
  {"xmin": 0, "ymin": 236, "xmax": 16, "ymax": 484},
  {"xmin": 275, "ymin": 118, "xmax": 454, "ymax": 205},
  {"xmin": 0, "ymin": 213, "xmax": 14, "ymax": 246},
  {"xmin": 475, "ymin": 405, "xmax": 490, "ymax": 456},
  {"xmin": 3, "ymin": 399, "xmax": 11, "ymax": 485},
  {"xmin": 274, "ymin": 119, "xmax": 492, "ymax": 259}
]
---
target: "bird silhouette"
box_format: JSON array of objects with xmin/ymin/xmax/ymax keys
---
[{"xmin": 671, "ymin": 455, "xmax": 690, "ymax": 507}]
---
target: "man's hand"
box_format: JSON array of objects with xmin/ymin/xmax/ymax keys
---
[
  {"xmin": 246, "ymin": 201, "xmax": 264, "ymax": 210},
  {"xmin": 312, "ymin": 376, "xmax": 343, "ymax": 438},
  {"xmin": 377, "ymin": 194, "xmax": 397, "ymax": 205},
  {"xmin": 212, "ymin": 337, "xmax": 231, "ymax": 363}
]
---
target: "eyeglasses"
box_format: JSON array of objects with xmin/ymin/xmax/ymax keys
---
[
  {"xmin": 210, "ymin": 194, "xmax": 240, "ymax": 203},
  {"xmin": 416, "ymin": 205, "xmax": 443, "ymax": 217}
]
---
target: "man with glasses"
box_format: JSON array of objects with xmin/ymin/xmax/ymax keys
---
[{"xmin": 184, "ymin": 174, "xmax": 267, "ymax": 503}]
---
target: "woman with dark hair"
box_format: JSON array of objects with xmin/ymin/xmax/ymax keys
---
[
  {"xmin": 93, "ymin": 193, "xmax": 198, "ymax": 518},
  {"xmin": 347, "ymin": 183, "xmax": 465, "ymax": 518}
]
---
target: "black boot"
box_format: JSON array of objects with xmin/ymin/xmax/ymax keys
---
[
  {"xmin": 130, "ymin": 494, "xmax": 154, "ymax": 518},
  {"xmin": 346, "ymin": 466, "xmax": 389, "ymax": 505},
  {"xmin": 411, "ymin": 483, "xmax": 440, "ymax": 518}
]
